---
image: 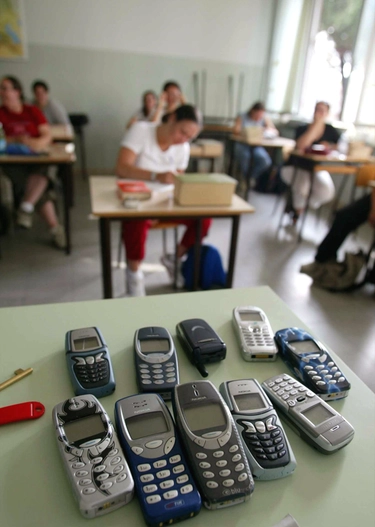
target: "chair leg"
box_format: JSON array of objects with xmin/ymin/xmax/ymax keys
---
[
  {"xmin": 173, "ymin": 227, "xmax": 178, "ymax": 289},
  {"xmin": 162, "ymin": 229, "xmax": 167, "ymax": 257}
]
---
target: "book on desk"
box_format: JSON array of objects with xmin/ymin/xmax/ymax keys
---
[{"xmin": 116, "ymin": 179, "xmax": 174, "ymax": 209}]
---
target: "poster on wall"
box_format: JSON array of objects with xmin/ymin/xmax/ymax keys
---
[{"xmin": 0, "ymin": 0, "xmax": 27, "ymax": 60}]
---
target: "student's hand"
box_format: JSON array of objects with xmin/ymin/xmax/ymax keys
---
[
  {"xmin": 157, "ymin": 172, "xmax": 176, "ymax": 184},
  {"xmin": 158, "ymin": 91, "xmax": 167, "ymax": 105}
]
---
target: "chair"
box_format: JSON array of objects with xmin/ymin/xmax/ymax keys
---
[
  {"xmin": 350, "ymin": 164, "xmax": 375, "ymax": 202},
  {"xmin": 68, "ymin": 114, "xmax": 89, "ymax": 179},
  {"xmin": 117, "ymin": 222, "xmax": 180, "ymax": 289}
]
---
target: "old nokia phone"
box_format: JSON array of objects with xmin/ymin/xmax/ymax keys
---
[
  {"xmin": 262, "ymin": 373, "xmax": 355, "ymax": 454},
  {"xmin": 219, "ymin": 379, "xmax": 296, "ymax": 480},
  {"xmin": 274, "ymin": 328, "xmax": 351, "ymax": 400},
  {"xmin": 52, "ymin": 395, "xmax": 134, "ymax": 518},
  {"xmin": 172, "ymin": 380, "xmax": 254, "ymax": 509},
  {"xmin": 115, "ymin": 393, "xmax": 201, "ymax": 526},
  {"xmin": 176, "ymin": 319, "xmax": 226, "ymax": 377},
  {"xmin": 65, "ymin": 327, "xmax": 115, "ymax": 398},
  {"xmin": 134, "ymin": 327, "xmax": 179, "ymax": 400},
  {"xmin": 232, "ymin": 306, "xmax": 277, "ymax": 361}
]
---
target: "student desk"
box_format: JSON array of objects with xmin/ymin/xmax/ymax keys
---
[
  {"xmin": 0, "ymin": 286, "xmax": 374, "ymax": 527},
  {"xmin": 89, "ymin": 176, "xmax": 254, "ymax": 299},
  {"xmin": 50, "ymin": 124, "xmax": 75, "ymax": 143},
  {"xmin": 189, "ymin": 141, "xmax": 223, "ymax": 173},
  {"xmin": 228, "ymin": 135, "xmax": 296, "ymax": 197},
  {"xmin": 0, "ymin": 143, "xmax": 76, "ymax": 254},
  {"xmin": 278, "ymin": 151, "xmax": 375, "ymax": 242}
]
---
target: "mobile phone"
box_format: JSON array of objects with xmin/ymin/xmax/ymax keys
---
[
  {"xmin": 274, "ymin": 328, "xmax": 351, "ymax": 400},
  {"xmin": 176, "ymin": 319, "xmax": 226, "ymax": 377},
  {"xmin": 219, "ymin": 379, "xmax": 296, "ymax": 480},
  {"xmin": 172, "ymin": 380, "xmax": 254, "ymax": 509},
  {"xmin": 262, "ymin": 373, "xmax": 355, "ymax": 454},
  {"xmin": 232, "ymin": 306, "xmax": 277, "ymax": 361},
  {"xmin": 52, "ymin": 394, "xmax": 134, "ymax": 518},
  {"xmin": 115, "ymin": 393, "xmax": 201, "ymax": 526},
  {"xmin": 134, "ymin": 327, "xmax": 179, "ymax": 400},
  {"xmin": 65, "ymin": 327, "xmax": 115, "ymax": 398}
]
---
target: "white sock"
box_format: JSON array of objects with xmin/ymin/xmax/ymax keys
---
[{"xmin": 20, "ymin": 202, "xmax": 34, "ymax": 213}]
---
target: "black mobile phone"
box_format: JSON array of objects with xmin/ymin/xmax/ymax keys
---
[
  {"xmin": 274, "ymin": 328, "xmax": 351, "ymax": 401},
  {"xmin": 134, "ymin": 327, "xmax": 179, "ymax": 400},
  {"xmin": 172, "ymin": 380, "xmax": 254, "ymax": 510},
  {"xmin": 176, "ymin": 319, "xmax": 226, "ymax": 377}
]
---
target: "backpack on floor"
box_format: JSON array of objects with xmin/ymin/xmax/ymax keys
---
[
  {"xmin": 254, "ymin": 166, "xmax": 287, "ymax": 195},
  {"xmin": 182, "ymin": 244, "xmax": 227, "ymax": 290}
]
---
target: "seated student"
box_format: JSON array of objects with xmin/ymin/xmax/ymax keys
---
[
  {"xmin": 233, "ymin": 101, "xmax": 278, "ymax": 183},
  {"xmin": 116, "ymin": 104, "xmax": 211, "ymax": 297},
  {"xmin": 300, "ymin": 188, "xmax": 375, "ymax": 290},
  {"xmin": 31, "ymin": 79, "xmax": 70, "ymax": 125},
  {"xmin": 151, "ymin": 81, "xmax": 186, "ymax": 123},
  {"xmin": 0, "ymin": 75, "xmax": 66, "ymax": 248},
  {"xmin": 126, "ymin": 90, "xmax": 158, "ymax": 129},
  {"xmin": 281, "ymin": 101, "xmax": 340, "ymax": 222}
]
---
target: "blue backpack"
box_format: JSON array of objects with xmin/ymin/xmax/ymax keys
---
[{"xmin": 182, "ymin": 244, "xmax": 227, "ymax": 290}]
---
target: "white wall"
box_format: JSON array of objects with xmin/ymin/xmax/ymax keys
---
[
  {"xmin": 25, "ymin": 0, "xmax": 270, "ymax": 65},
  {"xmin": 1, "ymin": 0, "xmax": 274, "ymax": 170}
]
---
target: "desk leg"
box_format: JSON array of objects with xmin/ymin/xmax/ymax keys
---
[
  {"xmin": 99, "ymin": 218, "xmax": 112, "ymax": 299},
  {"xmin": 227, "ymin": 216, "xmax": 240, "ymax": 288},
  {"xmin": 245, "ymin": 145, "xmax": 254, "ymax": 200},
  {"xmin": 227, "ymin": 139, "xmax": 235, "ymax": 177},
  {"xmin": 193, "ymin": 219, "xmax": 202, "ymax": 291},
  {"xmin": 210, "ymin": 157, "xmax": 215, "ymax": 173},
  {"xmin": 60, "ymin": 164, "xmax": 72, "ymax": 255}
]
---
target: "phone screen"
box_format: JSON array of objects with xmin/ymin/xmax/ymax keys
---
[
  {"xmin": 126, "ymin": 411, "xmax": 169, "ymax": 439},
  {"xmin": 290, "ymin": 340, "xmax": 320, "ymax": 355},
  {"xmin": 301, "ymin": 403, "xmax": 335, "ymax": 426},
  {"xmin": 234, "ymin": 392, "xmax": 266, "ymax": 411},
  {"xmin": 239, "ymin": 312, "xmax": 263, "ymax": 322},
  {"xmin": 183, "ymin": 403, "xmax": 226, "ymax": 433},
  {"xmin": 64, "ymin": 414, "xmax": 105, "ymax": 442},
  {"xmin": 73, "ymin": 336, "xmax": 100, "ymax": 351},
  {"xmin": 140, "ymin": 339, "xmax": 170, "ymax": 353}
]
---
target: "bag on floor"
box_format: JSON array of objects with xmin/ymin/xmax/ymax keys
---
[
  {"xmin": 182, "ymin": 244, "xmax": 227, "ymax": 290},
  {"xmin": 254, "ymin": 166, "xmax": 287, "ymax": 195}
]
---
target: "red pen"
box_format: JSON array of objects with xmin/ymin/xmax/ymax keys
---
[{"xmin": 0, "ymin": 401, "xmax": 45, "ymax": 425}]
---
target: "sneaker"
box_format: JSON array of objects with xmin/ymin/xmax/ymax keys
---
[
  {"xmin": 126, "ymin": 268, "xmax": 146, "ymax": 297},
  {"xmin": 161, "ymin": 253, "xmax": 184, "ymax": 289},
  {"xmin": 51, "ymin": 224, "xmax": 67, "ymax": 249},
  {"xmin": 300, "ymin": 260, "xmax": 343, "ymax": 281},
  {"xmin": 16, "ymin": 209, "xmax": 33, "ymax": 229},
  {"xmin": 312, "ymin": 252, "xmax": 366, "ymax": 291}
]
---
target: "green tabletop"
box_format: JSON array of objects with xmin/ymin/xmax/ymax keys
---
[{"xmin": 0, "ymin": 286, "xmax": 374, "ymax": 527}]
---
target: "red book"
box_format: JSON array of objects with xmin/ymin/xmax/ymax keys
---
[{"xmin": 117, "ymin": 180, "xmax": 152, "ymax": 201}]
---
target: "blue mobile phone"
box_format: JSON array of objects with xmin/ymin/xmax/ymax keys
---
[
  {"xmin": 65, "ymin": 327, "xmax": 116, "ymax": 398},
  {"xmin": 115, "ymin": 393, "xmax": 201, "ymax": 527},
  {"xmin": 274, "ymin": 328, "xmax": 350, "ymax": 401}
]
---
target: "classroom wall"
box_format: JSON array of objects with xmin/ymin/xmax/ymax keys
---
[{"xmin": 0, "ymin": 0, "xmax": 274, "ymax": 171}]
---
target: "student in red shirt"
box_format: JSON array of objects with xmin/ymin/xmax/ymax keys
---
[{"xmin": 0, "ymin": 75, "xmax": 66, "ymax": 248}]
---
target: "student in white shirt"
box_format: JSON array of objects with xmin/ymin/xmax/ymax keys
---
[{"xmin": 116, "ymin": 104, "xmax": 211, "ymax": 296}]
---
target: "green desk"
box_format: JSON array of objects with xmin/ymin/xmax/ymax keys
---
[{"xmin": 0, "ymin": 287, "xmax": 374, "ymax": 527}]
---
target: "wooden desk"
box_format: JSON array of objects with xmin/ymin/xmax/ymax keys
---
[
  {"xmin": 228, "ymin": 135, "xmax": 296, "ymax": 197},
  {"xmin": 89, "ymin": 176, "xmax": 255, "ymax": 298},
  {"xmin": 50, "ymin": 124, "xmax": 75, "ymax": 143},
  {"xmin": 279, "ymin": 151, "xmax": 375, "ymax": 242},
  {"xmin": 0, "ymin": 143, "xmax": 76, "ymax": 254},
  {"xmin": 189, "ymin": 141, "xmax": 224, "ymax": 173},
  {"xmin": 0, "ymin": 286, "xmax": 374, "ymax": 527}
]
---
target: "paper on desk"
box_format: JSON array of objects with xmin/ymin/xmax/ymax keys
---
[
  {"xmin": 271, "ymin": 514, "xmax": 300, "ymax": 527},
  {"xmin": 121, "ymin": 180, "xmax": 174, "ymax": 209}
]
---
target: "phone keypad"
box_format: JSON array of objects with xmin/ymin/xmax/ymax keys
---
[
  {"xmin": 136, "ymin": 453, "xmax": 193, "ymax": 505},
  {"xmin": 69, "ymin": 439, "xmax": 129, "ymax": 496},
  {"xmin": 239, "ymin": 415, "xmax": 290, "ymax": 468},
  {"xmin": 241, "ymin": 327, "xmax": 274, "ymax": 347},
  {"xmin": 139, "ymin": 362, "xmax": 177, "ymax": 385},
  {"xmin": 195, "ymin": 446, "xmax": 249, "ymax": 490},
  {"xmin": 302, "ymin": 361, "xmax": 347, "ymax": 389},
  {"xmin": 73, "ymin": 352, "xmax": 109, "ymax": 387}
]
